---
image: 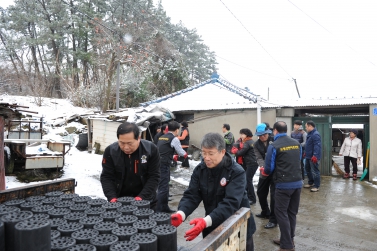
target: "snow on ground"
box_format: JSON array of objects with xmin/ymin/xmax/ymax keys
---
[{"xmin": 2, "ymin": 94, "xmax": 283, "ymax": 198}]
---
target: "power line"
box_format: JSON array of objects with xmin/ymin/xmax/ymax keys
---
[
  {"xmin": 287, "ymin": 0, "xmax": 375, "ymax": 67},
  {"xmin": 216, "ymin": 55, "xmax": 291, "ymax": 81},
  {"xmin": 218, "ymin": 0, "xmax": 294, "ymax": 79}
]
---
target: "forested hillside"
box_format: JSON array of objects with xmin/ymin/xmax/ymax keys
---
[{"xmin": 0, "ymin": 0, "xmax": 217, "ymax": 110}]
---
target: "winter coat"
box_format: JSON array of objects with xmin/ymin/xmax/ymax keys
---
[
  {"xmin": 305, "ymin": 128, "xmax": 322, "ymax": 160},
  {"xmin": 177, "ymin": 153, "xmax": 256, "ymax": 239},
  {"xmin": 339, "ymin": 137, "xmax": 362, "ymax": 158},
  {"xmin": 235, "ymin": 138, "xmax": 258, "ymax": 169},
  {"xmin": 100, "ymin": 140, "xmax": 160, "ymax": 201},
  {"xmin": 223, "ymin": 131, "xmax": 235, "ymax": 153}
]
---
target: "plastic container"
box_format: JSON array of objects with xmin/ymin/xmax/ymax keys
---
[
  {"xmin": 152, "ymin": 224, "xmax": 177, "ymax": 251},
  {"xmin": 14, "ymin": 218, "xmax": 51, "ymax": 251}
]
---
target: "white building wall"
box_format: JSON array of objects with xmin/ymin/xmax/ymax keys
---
[{"xmin": 92, "ymin": 120, "xmax": 122, "ymax": 152}]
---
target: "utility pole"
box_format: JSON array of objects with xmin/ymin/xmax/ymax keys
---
[
  {"xmin": 293, "ymin": 78, "xmax": 301, "ymax": 98},
  {"xmin": 257, "ymin": 95, "xmax": 261, "ymax": 124},
  {"xmin": 116, "ymin": 61, "xmax": 120, "ymax": 112}
]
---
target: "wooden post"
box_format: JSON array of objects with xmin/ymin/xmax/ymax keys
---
[
  {"xmin": 0, "ymin": 116, "xmax": 5, "ymax": 190},
  {"xmin": 87, "ymin": 118, "xmax": 93, "ymax": 153}
]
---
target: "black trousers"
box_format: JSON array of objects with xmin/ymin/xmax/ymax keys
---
[
  {"xmin": 274, "ymin": 188, "xmax": 301, "ymax": 249},
  {"xmin": 257, "ymin": 175, "xmax": 276, "ymax": 223},
  {"xmin": 344, "ymin": 156, "xmax": 358, "ymax": 175},
  {"xmin": 156, "ymin": 164, "xmax": 170, "ymax": 212},
  {"xmin": 179, "ymin": 148, "xmax": 189, "ymax": 167},
  {"xmin": 246, "ymin": 166, "xmax": 258, "ymax": 202}
]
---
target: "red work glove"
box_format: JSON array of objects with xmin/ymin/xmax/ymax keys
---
[
  {"xmin": 173, "ymin": 155, "xmax": 178, "ymax": 162},
  {"xmin": 311, "ymin": 156, "xmax": 318, "ymax": 164},
  {"xmin": 171, "ymin": 213, "xmax": 183, "ymax": 227},
  {"xmin": 183, "ymin": 153, "xmax": 188, "ymax": 159},
  {"xmin": 303, "ymin": 152, "xmax": 306, "ymax": 158},
  {"xmin": 110, "ymin": 198, "xmax": 117, "ymax": 203},
  {"xmin": 134, "ymin": 196, "xmax": 142, "ymax": 201},
  {"xmin": 231, "ymin": 146, "xmax": 238, "ymax": 154},
  {"xmin": 259, "ymin": 167, "xmax": 269, "ymax": 177},
  {"xmin": 184, "ymin": 218, "xmax": 207, "ymax": 241},
  {"xmin": 239, "ymin": 141, "xmax": 244, "ymax": 148}
]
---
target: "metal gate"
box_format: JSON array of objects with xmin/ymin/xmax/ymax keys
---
[{"xmin": 292, "ymin": 116, "xmax": 369, "ymax": 176}]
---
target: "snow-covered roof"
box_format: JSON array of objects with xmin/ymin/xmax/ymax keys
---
[
  {"xmin": 141, "ymin": 73, "xmax": 280, "ymax": 112},
  {"xmin": 89, "ymin": 104, "xmax": 175, "ymax": 130},
  {"xmin": 278, "ymin": 96, "xmax": 377, "ymax": 107}
]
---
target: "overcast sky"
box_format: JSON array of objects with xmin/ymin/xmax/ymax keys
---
[
  {"xmin": 2, "ymin": 0, "xmax": 376, "ymax": 101},
  {"xmin": 156, "ymin": 0, "xmax": 377, "ymax": 101}
]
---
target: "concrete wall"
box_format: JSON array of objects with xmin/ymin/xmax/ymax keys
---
[
  {"xmin": 187, "ymin": 109, "xmax": 276, "ymax": 146},
  {"xmin": 92, "ymin": 120, "xmax": 122, "ymax": 152},
  {"xmin": 276, "ymin": 108, "xmax": 295, "ymax": 135},
  {"xmin": 369, "ymin": 105, "xmax": 377, "ymax": 181}
]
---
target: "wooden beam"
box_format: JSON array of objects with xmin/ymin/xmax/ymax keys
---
[{"xmin": 0, "ymin": 116, "xmax": 5, "ymax": 190}]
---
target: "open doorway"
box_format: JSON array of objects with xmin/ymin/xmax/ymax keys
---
[{"xmin": 331, "ymin": 124, "xmax": 364, "ymax": 177}]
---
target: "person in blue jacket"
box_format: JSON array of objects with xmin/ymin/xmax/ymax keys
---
[
  {"xmin": 260, "ymin": 121, "xmax": 302, "ymax": 251},
  {"xmin": 170, "ymin": 132, "xmax": 256, "ymax": 251},
  {"xmin": 303, "ymin": 120, "xmax": 322, "ymax": 192}
]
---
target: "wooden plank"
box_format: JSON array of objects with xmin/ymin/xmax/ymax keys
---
[
  {"xmin": 190, "ymin": 207, "xmax": 250, "ymax": 251},
  {"xmin": 0, "ymin": 178, "xmax": 75, "ymax": 203}
]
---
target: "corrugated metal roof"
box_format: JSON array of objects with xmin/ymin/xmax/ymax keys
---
[{"xmin": 278, "ymin": 97, "xmax": 377, "ymax": 107}]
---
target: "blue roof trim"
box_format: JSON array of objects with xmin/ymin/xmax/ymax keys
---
[{"xmin": 140, "ymin": 73, "xmax": 258, "ymax": 106}]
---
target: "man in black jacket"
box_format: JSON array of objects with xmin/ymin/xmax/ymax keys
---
[
  {"xmin": 170, "ymin": 132, "xmax": 256, "ymax": 251},
  {"xmin": 156, "ymin": 121, "xmax": 187, "ymax": 213},
  {"xmin": 100, "ymin": 122, "xmax": 160, "ymax": 209},
  {"xmin": 254, "ymin": 123, "xmax": 278, "ymax": 229}
]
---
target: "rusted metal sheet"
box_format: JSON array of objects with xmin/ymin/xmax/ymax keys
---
[
  {"xmin": 190, "ymin": 207, "xmax": 250, "ymax": 251},
  {"xmin": 0, "ymin": 178, "xmax": 75, "ymax": 203},
  {"xmin": 25, "ymin": 156, "xmax": 64, "ymax": 169}
]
